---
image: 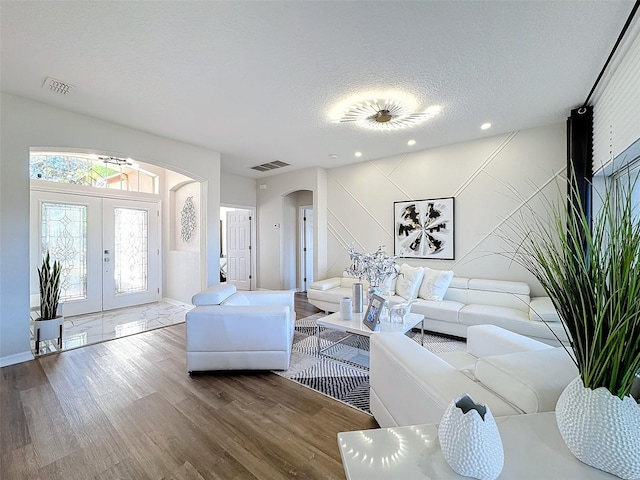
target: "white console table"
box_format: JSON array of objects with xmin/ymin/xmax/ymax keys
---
[{"xmin": 337, "ymin": 412, "xmax": 617, "ymax": 479}]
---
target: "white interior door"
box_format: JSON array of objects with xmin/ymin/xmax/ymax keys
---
[
  {"xmin": 226, "ymin": 209, "xmax": 251, "ymax": 290},
  {"xmin": 30, "ymin": 191, "xmax": 103, "ymax": 316},
  {"xmin": 102, "ymin": 198, "xmax": 161, "ymax": 310},
  {"xmin": 298, "ymin": 206, "xmax": 314, "ymax": 291}
]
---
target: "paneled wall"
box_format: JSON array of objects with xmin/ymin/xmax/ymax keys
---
[{"xmin": 325, "ymin": 123, "xmax": 566, "ymax": 296}]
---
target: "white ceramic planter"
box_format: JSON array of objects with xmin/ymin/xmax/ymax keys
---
[
  {"xmin": 556, "ymin": 376, "xmax": 640, "ymax": 480},
  {"xmin": 438, "ymin": 394, "xmax": 504, "ymax": 480}
]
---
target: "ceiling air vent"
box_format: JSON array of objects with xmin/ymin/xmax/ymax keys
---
[
  {"xmin": 250, "ymin": 160, "xmax": 290, "ymax": 172},
  {"xmin": 42, "ymin": 76, "xmax": 75, "ymax": 95}
]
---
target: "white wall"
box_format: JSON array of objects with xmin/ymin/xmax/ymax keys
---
[
  {"xmin": 165, "ymin": 171, "xmax": 202, "ymax": 304},
  {"xmin": 0, "ymin": 93, "xmax": 221, "ymax": 366},
  {"xmin": 256, "ymin": 168, "xmax": 327, "ymax": 289},
  {"xmin": 221, "ymin": 171, "xmax": 256, "ymax": 207},
  {"xmin": 325, "ymin": 123, "xmax": 567, "ymax": 296}
]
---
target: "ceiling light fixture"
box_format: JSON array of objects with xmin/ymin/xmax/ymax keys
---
[
  {"xmin": 408, "ymin": 139, "xmax": 416, "ymax": 146},
  {"xmin": 481, "ymin": 122, "xmax": 492, "ymax": 130},
  {"xmin": 355, "ymin": 151, "xmax": 362, "ymax": 157},
  {"xmin": 99, "ymin": 155, "xmax": 132, "ymax": 166},
  {"xmin": 329, "ymin": 153, "xmax": 338, "ymax": 159},
  {"xmin": 331, "ymin": 93, "xmax": 441, "ymax": 131}
]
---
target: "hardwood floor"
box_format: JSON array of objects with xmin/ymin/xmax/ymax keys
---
[{"xmin": 1, "ymin": 293, "xmax": 377, "ymax": 479}]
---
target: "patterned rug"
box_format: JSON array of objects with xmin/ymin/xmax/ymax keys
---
[{"xmin": 273, "ymin": 313, "xmax": 467, "ymax": 415}]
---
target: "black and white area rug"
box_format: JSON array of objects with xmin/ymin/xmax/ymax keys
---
[{"xmin": 273, "ymin": 313, "xmax": 467, "ymax": 415}]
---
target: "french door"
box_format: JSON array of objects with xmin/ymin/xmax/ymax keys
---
[{"xmin": 31, "ymin": 190, "xmax": 161, "ymax": 316}]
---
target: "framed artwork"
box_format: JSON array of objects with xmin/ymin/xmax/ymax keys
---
[
  {"xmin": 394, "ymin": 197, "xmax": 455, "ymax": 259},
  {"xmin": 363, "ymin": 293, "xmax": 385, "ymax": 331}
]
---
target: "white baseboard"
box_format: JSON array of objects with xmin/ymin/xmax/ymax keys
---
[{"xmin": 0, "ymin": 350, "xmax": 35, "ymax": 368}]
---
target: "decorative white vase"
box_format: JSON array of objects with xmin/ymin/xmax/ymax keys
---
[
  {"xmin": 556, "ymin": 376, "xmax": 640, "ymax": 480},
  {"xmin": 438, "ymin": 394, "xmax": 504, "ymax": 480}
]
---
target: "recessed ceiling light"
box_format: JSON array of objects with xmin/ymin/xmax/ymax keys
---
[
  {"xmin": 329, "ymin": 153, "xmax": 338, "ymax": 159},
  {"xmin": 481, "ymin": 122, "xmax": 492, "ymax": 130},
  {"xmin": 355, "ymin": 151, "xmax": 362, "ymax": 157},
  {"xmin": 408, "ymin": 139, "xmax": 416, "ymax": 146}
]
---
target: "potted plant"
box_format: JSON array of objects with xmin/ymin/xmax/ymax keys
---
[
  {"xmin": 34, "ymin": 251, "xmax": 63, "ymax": 352},
  {"xmin": 501, "ymin": 172, "xmax": 640, "ymax": 479}
]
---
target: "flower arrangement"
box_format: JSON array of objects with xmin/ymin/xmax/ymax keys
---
[{"xmin": 344, "ymin": 245, "xmax": 400, "ymax": 287}]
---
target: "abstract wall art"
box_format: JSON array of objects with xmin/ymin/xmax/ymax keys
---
[{"xmin": 394, "ymin": 197, "xmax": 455, "ymax": 259}]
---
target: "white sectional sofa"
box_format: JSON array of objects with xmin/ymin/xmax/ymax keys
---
[
  {"xmin": 307, "ymin": 264, "xmax": 569, "ymax": 345},
  {"xmin": 370, "ymin": 325, "xmax": 578, "ymax": 428}
]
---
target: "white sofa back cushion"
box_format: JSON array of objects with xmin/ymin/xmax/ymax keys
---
[
  {"xmin": 466, "ymin": 279, "xmax": 531, "ymax": 312},
  {"xmin": 341, "ymin": 275, "xmax": 369, "ymax": 289},
  {"xmin": 474, "ymin": 347, "xmax": 578, "ymax": 413},
  {"xmin": 395, "ymin": 264, "xmax": 424, "ymax": 300},
  {"xmin": 192, "ymin": 284, "xmax": 237, "ymax": 305},
  {"xmin": 418, "ymin": 267, "xmax": 454, "ymax": 301}
]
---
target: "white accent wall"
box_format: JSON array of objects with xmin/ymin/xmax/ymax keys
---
[
  {"xmin": 0, "ymin": 93, "xmax": 221, "ymax": 366},
  {"xmin": 325, "ymin": 123, "xmax": 566, "ymax": 296},
  {"xmin": 221, "ymin": 171, "xmax": 257, "ymax": 207}
]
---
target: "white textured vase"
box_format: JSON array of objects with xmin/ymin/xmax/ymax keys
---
[
  {"xmin": 556, "ymin": 376, "xmax": 640, "ymax": 480},
  {"xmin": 438, "ymin": 394, "xmax": 504, "ymax": 480}
]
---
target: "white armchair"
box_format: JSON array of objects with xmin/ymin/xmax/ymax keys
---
[{"xmin": 186, "ymin": 285, "xmax": 296, "ymax": 372}]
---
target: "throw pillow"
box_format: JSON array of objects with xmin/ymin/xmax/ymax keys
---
[
  {"xmin": 395, "ymin": 264, "xmax": 424, "ymax": 300},
  {"xmin": 381, "ymin": 264, "xmax": 400, "ymax": 296},
  {"xmin": 418, "ymin": 267, "xmax": 454, "ymax": 301}
]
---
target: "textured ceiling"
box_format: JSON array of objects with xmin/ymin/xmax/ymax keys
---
[{"xmin": 0, "ymin": 1, "xmax": 634, "ymax": 178}]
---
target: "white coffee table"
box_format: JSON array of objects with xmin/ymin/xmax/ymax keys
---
[
  {"xmin": 337, "ymin": 412, "xmax": 617, "ymax": 479},
  {"xmin": 316, "ymin": 312, "xmax": 424, "ymax": 369}
]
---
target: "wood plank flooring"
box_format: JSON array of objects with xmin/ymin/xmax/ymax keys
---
[{"xmin": 1, "ymin": 293, "xmax": 378, "ymax": 479}]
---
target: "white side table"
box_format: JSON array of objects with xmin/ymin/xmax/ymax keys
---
[{"xmin": 337, "ymin": 412, "xmax": 617, "ymax": 479}]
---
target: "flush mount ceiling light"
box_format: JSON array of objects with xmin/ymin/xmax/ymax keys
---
[
  {"xmin": 332, "ymin": 95, "xmax": 441, "ymax": 131},
  {"xmin": 99, "ymin": 155, "xmax": 132, "ymax": 166}
]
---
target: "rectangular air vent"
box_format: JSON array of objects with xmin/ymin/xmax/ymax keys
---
[
  {"xmin": 42, "ymin": 77, "xmax": 75, "ymax": 95},
  {"xmin": 250, "ymin": 160, "xmax": 290, "ymax": 172}
]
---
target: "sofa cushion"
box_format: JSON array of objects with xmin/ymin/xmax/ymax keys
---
[
  {"xmin": 395, "ymin": 264, "xmax": 424, "ymax": 300},
  {"xmin": 459, "ymin": 304, "xmax": 529, "ymax": 326},
  {"xmin": 418, "ymin": 267, "xmax": 454, "ymax": 301},
  {"xmin": 529, "ymin": 296, "xmax": 561, "ymax": 322},
  {"xmin": 192, "ymin": 284, "xmax": 237, "ymax": 305},
  {"xmin": 221, "ymin": 293, "xmax": 252, "ymax": 306},
  {"xmin": 474, "ymin": 347, "xmax": 578, "ymax": 413},
  {"xmin": 307, "ymin": 287, "xmax": 353, "ymax": 304},
  {"xmin": 412, "ymin": 299, "xmax": 464, "ymax": 323}
]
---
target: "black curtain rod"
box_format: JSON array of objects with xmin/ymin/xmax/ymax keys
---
[{"xmin": 583, "ymin": 0, "xmax": 640, "ymax": 107}]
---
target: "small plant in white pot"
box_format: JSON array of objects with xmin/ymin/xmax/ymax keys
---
[
  {"xmin": 34, "ymin": 251, "xmax": 63, "ymax": 352},
  {"xmin": 501, "ymin": 173, "xmax": 640, "ymax": 480}
]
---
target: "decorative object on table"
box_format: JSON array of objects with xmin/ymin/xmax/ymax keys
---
[
  {"xmin": 501, "ymin": 172, "xmax": 640, "ymax": 479},
  {"xmin": 389, "ymin": 299, "xmax": 417, "ymax": 324},
  {"xmin": 35, "ymin": 251, "xmax": 63, "ymax": 352},
  {"xmin": 556, "ymin": 377, "xmax": 640, "ymax": 480},
  {"xmin": 344, "ymin": 245, "xmax": 401, "ymax": 300},
  {"xmin": 180, "ymin": 195, "xmax": 197, "ymax": 243},
  {"xmin": 394, "ymin": 197, "xmax": 454, "ymax": 259},
  {"xmin": 631, "ymin": 370, "xmax": 640, "ymax": 403},
  {"xmin": 438, "ymin": 393, "xmax": 504, "ymax": 480},
  {"xmin": 340, "ymin": 296, "xmax": 353, "ymax": 320},
  {"xmin": 352, "ymin": 282, "xmax": 363, "ymax": 313},
  {"xmin": 363, "ymin": 293, "xmax": 385, "ymax": 331}
]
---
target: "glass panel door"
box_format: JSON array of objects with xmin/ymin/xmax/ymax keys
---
[
  {"xmin": 30, "ymin": 191, "xmax": 103, "ymax": 316},
  {"xmin": 102, "ymin": 198, "xmax": 160, "ymax": 310}
]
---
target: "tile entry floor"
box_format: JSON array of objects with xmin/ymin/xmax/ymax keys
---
[{"xmin": 31, "ymin": 301, "xmax": 192, "ymax": 355}]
